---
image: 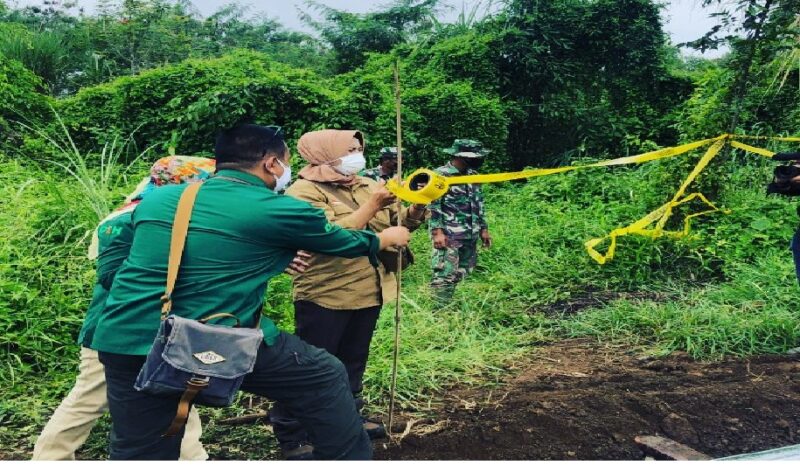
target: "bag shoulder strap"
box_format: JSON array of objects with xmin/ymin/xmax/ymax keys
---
[
  {"xmin": 313, "ymin": 180, "xmax": 361, "ymax": 211},
  {"xmin": 160, "ymin": 182, "xmax": 202, "ymax": 320}
]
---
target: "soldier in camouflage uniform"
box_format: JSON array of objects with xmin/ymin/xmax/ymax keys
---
[
  {"xmin": 429, "ymin": 139, "xmax": 492, "ymax": 303},
  {"xmin": 361, "ymin": 147, "xmax": 398, "ymax": 182}
]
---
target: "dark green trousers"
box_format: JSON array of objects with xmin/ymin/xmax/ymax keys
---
[{"xmin": 100, "ymin": 331, "xmax": 371, "ymax": 460}]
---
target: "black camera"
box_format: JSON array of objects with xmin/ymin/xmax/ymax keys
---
[{"xmin": 767, "ymin": 163, "xmax": 800, "ymax": 196}]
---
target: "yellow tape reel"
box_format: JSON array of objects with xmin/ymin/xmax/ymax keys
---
[{"xmin": 386, "ymin": 168, "xmax": 450, "ymax": 204}]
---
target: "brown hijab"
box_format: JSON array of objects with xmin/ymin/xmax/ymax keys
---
[{"xmin": 297, "ymin": 129, "xmax": 364, "ymax": 185}]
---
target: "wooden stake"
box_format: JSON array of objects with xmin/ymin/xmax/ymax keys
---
[{"xmin": 388, "ymin": 59, "xmax": 403, "ymax": 437}]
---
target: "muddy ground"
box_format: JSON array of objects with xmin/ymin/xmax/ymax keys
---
[
  {"xmin": 375, "ymin": 339, "xmax": 800, "ymax": 460},
  {"xmin": 7, "ymin": 339, "xmax": 798, "ymax": 460}
]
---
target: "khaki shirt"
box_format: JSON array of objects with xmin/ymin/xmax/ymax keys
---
[
  {"xmin": 91, "ymin": 170, "xmax": 380, "ymax": 355},
  {"xmin": 286, "ymin": 176, "xmax": 426, "ymax": 310}
]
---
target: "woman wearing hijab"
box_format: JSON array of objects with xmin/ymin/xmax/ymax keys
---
[
  {"xmin": 32, "ymin": 156, "xmax": 214, "ymax": 461},
  {"xmin": 272, "ymin": 129, "xmax": 427, "ymax": 459}
]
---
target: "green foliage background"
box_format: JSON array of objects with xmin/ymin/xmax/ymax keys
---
[
  {"xmin": 0, "ymin": 0, "xmax": 798, "ymax": 459},
  {"xmin": 0, "ymin": 52, "xmax": 51, "ymax": 149}
]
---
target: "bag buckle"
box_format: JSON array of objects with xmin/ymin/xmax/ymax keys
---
[
  {"xmin": 163, "ymin": 377, "xmax": 210, "ymax": 437},
  {"xmin": 188, "ymin": 376, "xmax": 210, "ymax": 388}
]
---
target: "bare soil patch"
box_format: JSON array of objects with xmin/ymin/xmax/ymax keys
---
[
  {"xmin": 375, "ymin": 339, "xmax": 800, "ymax": 460},
  {"xmin": 536, "ymin": 291, "xmax": 667, "ymax": 316}
]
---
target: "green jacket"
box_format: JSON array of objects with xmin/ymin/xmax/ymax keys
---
[
  {"xmin": 78, "ymin": 205, "xmax": 137, "ymax": 348},
  {"xmin": 91, "ymin": 169, "xmax": 380, "ymax": 356}
]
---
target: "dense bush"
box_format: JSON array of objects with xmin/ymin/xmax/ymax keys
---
[
  {"xmin": 49, "ymin": 49, "xmax": 511, "ymax": 169},
  {"xmin": 11, "ymin": 0, "xmax": 704, "ymax": 170},
  {"xmin": 0, "ymin": 53, "xmax": 51, "ymax": 149},
  {"xmin": 0, "ymin": 23, "xmax": 66, "ymax": 93},
  {"xmin": 329, "ymin": 52, "xmax": 511, "ymax": 169},
  {"xmin": 54, "ymin": 50, "xmax": 334, "ymax": 158}
]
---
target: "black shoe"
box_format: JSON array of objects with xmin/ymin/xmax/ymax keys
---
[
  {"xmin": 281, "ymin": 442, "xmax": 314, "ymax": 460},
  {"xmin": 363, "ymin": 417, "xmax": 387, "ymax": 440}
]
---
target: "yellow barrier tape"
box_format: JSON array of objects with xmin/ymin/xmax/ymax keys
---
[
  {"xmin": 586, "ymin": 139, "xmax": 728, "ymax": 264},
  {"xmin": 728, "ymin": 140, "xmax": 775, "ymax": 158},
  {"xmin": 454, "ymin": 137, "xmax": 721, "ymax": 184},
  {"xmin": 386, "ymin": 137, "xmax": 721, "ymax": 203},
  {"xmin": 727, "ymin": 134, "xmax": 800, "ymax": 143},
  {"xmin": 584, "ymin": 192, "xmax": 726, "ymax": 264},
  {"xmin": 656, "ymin": 139, "xmax": 725, "ymax": 231},
  {"xmin": 385, "ymin": 133, "xmax": 799, "ymax": 264}
]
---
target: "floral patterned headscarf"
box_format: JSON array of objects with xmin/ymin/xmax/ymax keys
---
[
  {"xmin": 90, "ymin": 156, "xmax": 216, "ymax": 259},
  {"xmin": 126, "ymin": 155, "xmax": 216, "ymax": 203}
]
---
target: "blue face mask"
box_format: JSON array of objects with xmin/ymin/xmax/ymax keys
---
[{"xmin": 273, "ymin": 159, "xmax": 292, "ymax": 192}]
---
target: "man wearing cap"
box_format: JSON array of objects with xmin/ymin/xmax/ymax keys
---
[
  {"xmin": 428, "ymin": 139, "xmax": 492, "ymax": 303},
  {"xmin": 361, "ymin": 147, "xmax": 399, "ymax": 182}
]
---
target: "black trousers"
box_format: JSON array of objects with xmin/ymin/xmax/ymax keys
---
[
  {"xmin": 271, "ymin": 300, "xmax": 381, "ymax": 446},
  {"xmin": 99, "ymin": 331, "xmax": 371, "ymax": 460}
]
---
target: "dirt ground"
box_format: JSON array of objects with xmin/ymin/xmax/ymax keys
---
[
  {"xmin": 375, "ymin": 339, "xmax": 800, "ymax": 460},
  {"xmin": 7, "ymin": 339, "xmax": 797, "ymax": 460}
]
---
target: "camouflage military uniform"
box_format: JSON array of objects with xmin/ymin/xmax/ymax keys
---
[
  {"xmin": 429, "ymin": 162, "xmax": 488, "ymax": 301},
  {"xmin": 360, "ymin": 147, "xmax": 398, "ymax": 182},
  {"xmin": 361, "ymin": 166, "xmax": 391, "ymax": 182}
]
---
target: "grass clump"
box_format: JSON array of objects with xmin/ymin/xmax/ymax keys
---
[
  {"xmin": 0, "ymin": 134, "xmax": 149, "ymax": 457},
  {"xmin": 2, "ymin": 141, "xmax": 799, "ymax": 457},
  {"xmin": 564, "ymin": 251, "xmax": 800, "ymax": 359}
]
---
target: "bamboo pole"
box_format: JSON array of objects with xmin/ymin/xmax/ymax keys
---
[{"xmin": 388, "ymin": 58, "xmax": 403, "ymax": 437}]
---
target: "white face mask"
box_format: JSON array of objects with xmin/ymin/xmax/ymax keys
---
[
  {"xmin": 273, "ymin": 159, "xmax": 292, "ymax": 192},
  {"xmin": 334, "ymin": 152, "xmax": 366, "ymax": 176}
]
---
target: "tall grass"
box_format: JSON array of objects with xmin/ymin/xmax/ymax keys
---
[
  {"xmin": 0, "ymin": 30, "xmax": 66, "ymax": 92},
  {"xmin": 766, "ymin": 15, "xmax": 799, "ymax": 93},
  {"xmin": 0, "ymin": 155, "xmax": 100, "ymax": 423},
  {"xmin": 0, "ymin": 122, "xmax": 152, "ymax": 432},
  {"xmin": 20, "ymin": 109, "xmax": 151, "ymax": 222},
  {"xmin": 564, "ymin": 251, "xmax": 800, "ymax": 358},
  {"xmin": 2, "ymin": 137, "xmax": 799, "ymax": 453}
]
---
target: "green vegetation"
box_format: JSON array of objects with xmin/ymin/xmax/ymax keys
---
[
  {"xmin": 0, "ymin": 52, "xmax": 51, "ymax": 149},
  {"xmin": 4, "ymin": 146, "xmax": 798, "ymax": 457},
  {"xmin": 0, "ymin": 0, "xmax": 798, "ymax": 458}
]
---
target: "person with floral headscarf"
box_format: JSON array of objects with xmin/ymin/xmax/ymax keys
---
[
  {"xmin": 271, "ymin": 129, "xmax": 428, "ymax": 459},
  {"xmin": 32, "ymin": 156, "xmax": 214, "ymax": 461}
]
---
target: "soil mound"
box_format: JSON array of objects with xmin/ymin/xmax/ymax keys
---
[{"xmin": 376, "ymin": 339, "xmax": 800, "ymax": 460}]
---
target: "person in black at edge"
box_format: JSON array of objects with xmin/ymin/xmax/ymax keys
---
[{"xmin": 770, "ymin": 151, "xmax": 800, "ymax": 284}]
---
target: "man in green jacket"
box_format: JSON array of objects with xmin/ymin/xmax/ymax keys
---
[{"xmin": 90, "ymin": 124, "xmax": 410, "ymax": 460}]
